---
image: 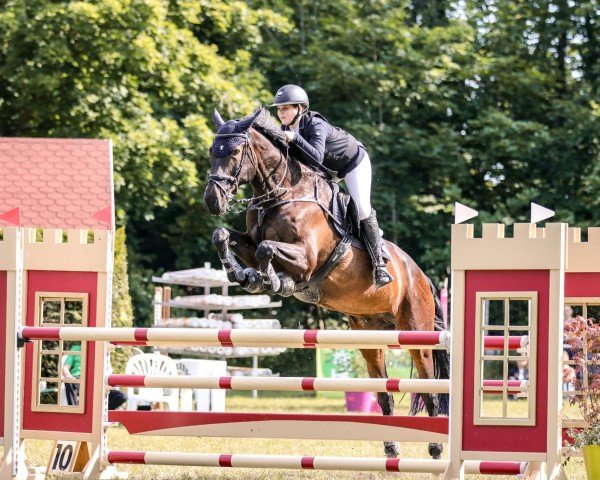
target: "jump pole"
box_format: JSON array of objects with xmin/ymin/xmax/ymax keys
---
[
  {"xmin": 106, "ymin": 451, "xmax": 527, "ymax": 476},
  {"xmin": 19, "ymin": 326, "xmax": 527, "ymax": 350},
  {"xmin": 108, "ymin": 374, "xmax": 527, "ymax": 395}
]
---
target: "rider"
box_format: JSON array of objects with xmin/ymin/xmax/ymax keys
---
[{"xmin": 271, "ymin": 84, "xmax": 393, "ymax": 289}]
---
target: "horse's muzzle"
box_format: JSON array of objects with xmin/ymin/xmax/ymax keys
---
[{"xmin": 204, "ymin": 182, "xmax": 229, "ymax": 215}]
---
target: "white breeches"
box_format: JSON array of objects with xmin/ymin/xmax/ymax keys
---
[{"xmin": 345, "ymin": 153, "xmax": 372, "ymax": 220}]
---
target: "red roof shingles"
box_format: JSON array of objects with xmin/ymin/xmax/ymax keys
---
[{"xmin": 0, "ymin": 138, "xmax": 114, "ymax": 230}]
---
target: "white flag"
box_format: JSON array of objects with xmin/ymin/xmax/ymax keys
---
[
  {"xmin": 530, "ymin": 202, "xmax": 555, "ymax": 224},
  {"xmin": 454, "ymin": 202, "xmax": 478, "ymax": 224}
]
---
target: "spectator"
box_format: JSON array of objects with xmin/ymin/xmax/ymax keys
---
[
  {"xmin": 108, "ymin": 389, "xmax": 127, "ymax": 410},
  {"xmin": 507, "ymin": 359, "xmax": 529, "ymax": 399},
  {"xmin": 508, "ymin": 359, "xmax": 529, "ymax": 382},
  {"xmin": 62, "ymin": 345, "xmax": 81, "ymax": 406}
]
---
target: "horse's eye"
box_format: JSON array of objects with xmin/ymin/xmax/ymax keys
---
[{"xmin": 232, "ymin": 148, "xmax": 241, "ymax": 155}]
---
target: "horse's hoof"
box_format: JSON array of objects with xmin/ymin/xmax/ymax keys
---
[
  {"xmin": 428, "ymin": 442, "xmax": 443, "ymax": 460},
  {"xmin": 242, "ymin": 268, "xmax": 263, "ymax": 293},
  {"xmin": 384, "ymin": 442, "xmax": 399, "ymax": 458}
]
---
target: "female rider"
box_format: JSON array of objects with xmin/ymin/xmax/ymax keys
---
[{"xmin": 272, "ymin": 84, "xmax": 393, "ymax": 289}]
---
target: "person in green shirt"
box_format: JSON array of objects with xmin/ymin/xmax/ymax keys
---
[{"xmin": 62, "ymin": 344, "xmax": 81, "ymax": 406}]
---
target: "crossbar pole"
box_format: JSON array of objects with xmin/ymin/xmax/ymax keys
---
[
  {"xmin": 107, "ymin": 451, "xmax": 527, "ymax": 475},
  {"xmin": 20, "ymin": 327, "xmax": 528, "ymax": 351},
  {"xmin": 108, "ymin": 375, "xmax": 451, "ymax": 393}
]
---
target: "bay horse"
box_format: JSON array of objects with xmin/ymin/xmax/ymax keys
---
[{"xmin": 203, "ymin": 108, "xmax": 449, "ymax": 459}]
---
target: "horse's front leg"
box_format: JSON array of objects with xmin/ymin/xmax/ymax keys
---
[
  {"xmin": 409, "ymin": 348, "xmax": 444, "ymax": 460},
  {"xmin": 348, "ymin": 315, "xmax": 399, "ymax": 457},
  {"xmin": 212, "ymin": 228, "xmax": 264, "ymax": 293},
  {"xmin": 255, "ymin": 240, "xmax": 310, "ymax": 297}
]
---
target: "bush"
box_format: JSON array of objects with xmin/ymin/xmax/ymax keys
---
[{"xmin": 564, "ymin": 317, "xmax": 600, "ymax": 450}]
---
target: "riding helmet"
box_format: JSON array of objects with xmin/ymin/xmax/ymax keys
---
[{"xmin": 271, "ymin": 84, "xmax": 309, "ymax": 109}]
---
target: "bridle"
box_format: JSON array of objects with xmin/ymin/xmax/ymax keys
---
[
  {"xmin": 206, "ymin": 132, "xmax": 251, "ymax": 203},
  {"xmin": 207, "ymin": 131, "xmax": 289, "ymax": 212},
  {"xmin": 207, "ymin": 127, "xmax": 340, "ymax": 234}
]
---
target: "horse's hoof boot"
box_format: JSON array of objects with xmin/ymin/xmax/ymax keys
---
[
  {"xmin": 242, "ymin": 268, "xmax": 263, "ymax": 293},
  {"xmin": 277, "ymin": 273, "xmax": 295, "ymax": 297},
  {"xmin": 384, "ymin": 441, "xmax": 399, "ymax": 458},
  {"xmin": 428, "ymin": 442, "xmax": 443, "ymax": 459}
]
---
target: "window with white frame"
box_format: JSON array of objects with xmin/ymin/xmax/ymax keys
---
[
  {"xmin": 474, "ymin": 292, "xmax": 537, "ymax": 426},
  {"xmin": 32, "ymin": 293, "xmax": 88, "ymax": 413}
]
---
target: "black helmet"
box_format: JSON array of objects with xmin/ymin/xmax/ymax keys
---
[{"xmin": 271, "ymin": 84, "xmax": 309, "ymax": 109}]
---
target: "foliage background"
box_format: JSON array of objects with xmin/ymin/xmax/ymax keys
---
[{"xmin": 1, "ymin": 0, "xmax": 598, "ymax": 373}]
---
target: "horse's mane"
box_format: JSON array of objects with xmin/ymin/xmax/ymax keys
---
[
  {"xmin": 251, "ymin": 107, "xmax": 330, "ymax": 180},
  {"xmin": 251, "ymin": 107, "xmax": 289, "ymax": 152}
]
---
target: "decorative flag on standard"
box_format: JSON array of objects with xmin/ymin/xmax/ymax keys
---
[
  {"xmin": 530, "ymin": 202, "xmax": 555, "ymax": 224},
  {"xmin": 454, "ymin": 202, "xmax": 478, "ymax": 224}
]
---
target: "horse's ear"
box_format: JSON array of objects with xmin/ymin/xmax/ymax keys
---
[
  {"xmin": 213, "ymin": 109, "xmax": 225, "ymax": 128},
  {"xmin": 237, "ymin": 109, "xmax": 261, "ymax": 132}
]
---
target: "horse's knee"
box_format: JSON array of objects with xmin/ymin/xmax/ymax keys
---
[
  {"xmin": 256, "ymin": 242, "xmax": 275, "ymax": 264},
  {"xmin": 212, "ymin": 227, "xmax": 230, "ymax": 249}
]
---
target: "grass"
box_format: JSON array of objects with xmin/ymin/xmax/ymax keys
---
[{"xmin": 17, "ymin": 392, "xmax": 587, "ymax": 479}]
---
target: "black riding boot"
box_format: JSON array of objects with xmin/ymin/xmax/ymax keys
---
[{"xmin": 360, "ymin": 209, "xmax": 394, "ymax": 289}]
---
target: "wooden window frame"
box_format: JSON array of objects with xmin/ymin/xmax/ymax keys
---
[
  {"xmin": 474, "ymin": 292, "xmax": 537, "ymax": 426},
  {"xmin": 31, "ymin": 292, "xmax": 88, "ymax": 414}
]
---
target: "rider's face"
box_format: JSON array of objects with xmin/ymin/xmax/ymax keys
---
[{"xmin": 277, "ymin": 105, "xmax": 300, "ymax": 126}]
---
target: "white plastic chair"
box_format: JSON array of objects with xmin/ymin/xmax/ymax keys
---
[{"xmin": 125, "ymin": 353, "xmax": 179, "ymax": 411}]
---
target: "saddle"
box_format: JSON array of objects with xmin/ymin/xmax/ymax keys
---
[
  {"xmin": 328, "ymin": 182, "xmax": 391, "ymax": 261},
  {"xmin": 293, "ymin": 181, "xmax": 391, "ymax": 304}
]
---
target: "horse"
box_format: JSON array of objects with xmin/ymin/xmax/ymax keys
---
[{"xmin": 203, "ymin": 108, "xmax": 449, "ymax": 459}]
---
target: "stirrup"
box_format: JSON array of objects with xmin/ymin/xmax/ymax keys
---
[{"xmin": 374, "ymin": 266, "xmax": 393, "ymax": 289}]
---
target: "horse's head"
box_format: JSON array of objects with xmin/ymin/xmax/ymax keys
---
[{"xmin": 204, "ymin": 109, "xmax": 261, "ymax": 215}]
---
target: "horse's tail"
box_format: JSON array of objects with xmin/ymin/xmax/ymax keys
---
[{"xmin": 410, "ymin": 278, "xmax": 450, "ymax": 416}]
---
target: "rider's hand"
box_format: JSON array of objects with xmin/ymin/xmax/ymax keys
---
[{"xmin": 284, "ymin": 131, "xmax": 295, "ymax": 143}]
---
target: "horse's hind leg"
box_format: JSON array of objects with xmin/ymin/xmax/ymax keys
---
[
  {"xmin": 356, "ymin": 347, "xmax": 399, "ymax": 458},
  {"xmin": 349, "ymin": 315, "xmax": 399, "ymax": 458},
  {"xmin": 212, "ymin": 228, "xmax": 264, "ymax": 293},
  {"xmin": 409, "ymin": 349, "xmax": 443, "ymax": 459},
  {"xmin": 255, "ymin": 240, "xmax": 309, "ymax": 296}
]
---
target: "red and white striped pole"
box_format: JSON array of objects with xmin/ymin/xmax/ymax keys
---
[
  {"xmin": 107, "ymin": 375, "xmax": 526, "ymax": 395},
  {"xmin": 19, "ymin": 326, "xmax": 528, "ymax": 351},
  {"xmin": 107, "ymin": 451, "xmax": 527, "ymax": 475}
]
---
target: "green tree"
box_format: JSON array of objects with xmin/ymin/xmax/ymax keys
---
[
  {"xmin": 0, "ymin": 0, "xmax": 290, "ymax": 322},
  {"xmin": 111, "ymin": 226, "xmax": 134, "ymax": 372}
]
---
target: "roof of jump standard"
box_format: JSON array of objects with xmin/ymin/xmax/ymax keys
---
[{"xmin": 0, "ymin": 137, "xmax": 114, "ymax": 230}]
